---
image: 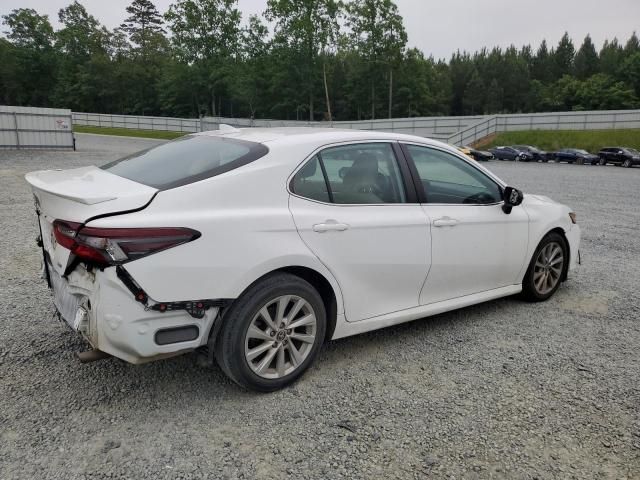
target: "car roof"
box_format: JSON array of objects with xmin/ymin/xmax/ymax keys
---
[{"xmin": 193, "ymin": 126, "xmax": 449, "ymax": 149}]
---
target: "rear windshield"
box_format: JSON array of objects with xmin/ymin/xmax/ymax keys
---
[{"xmin": 102, "ymin": 135, "xmax": 268, "ymax": 189}]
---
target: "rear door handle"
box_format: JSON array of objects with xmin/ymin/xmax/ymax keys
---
[
  {"xmin": 313, "ymin": 220, "xmax": 350, "ymax": 233},
  {"xmin": 433, "ymin": 217, "xmax": 459, "ymax": 227}
]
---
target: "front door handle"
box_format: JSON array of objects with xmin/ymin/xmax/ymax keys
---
[
  {"xmin": 313, "ymin": 220, "xmax": 350, "ymax": 233},
  {"xmin": 433, "ymin": 217, "xmax": 459, "ymax": 227}
]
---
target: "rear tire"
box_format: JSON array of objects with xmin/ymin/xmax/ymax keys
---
[
  {"xmin": 599, "ymin": 156, "xmax": 607, "ymax": 166},
  {"xmin": 521, "ymin": 232, "xmax": 568, "ymax": 302},
  {"xmin": 576, "ymin": 157, "xmax": 584, "ymax": 165},
  {"xmin": 214, "ymin": 273, "xmax": 326, "ymax": 392}
]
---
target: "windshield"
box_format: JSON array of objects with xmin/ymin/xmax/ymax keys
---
[
  {"xmin": 102, "ymin": 135, "xmax": 268, "ymax": 189},
  {"xmin": 624, "ymin": 148, "xmax": 639, "ymax": 155},
  {"xmin": 575, "ymin": 149, "xmax": 589, "ymax": 154}
]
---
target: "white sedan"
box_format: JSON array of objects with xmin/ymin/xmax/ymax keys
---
[{"xmin": 26, "ymin": 127, "xmax": 580, "ymax": 391}]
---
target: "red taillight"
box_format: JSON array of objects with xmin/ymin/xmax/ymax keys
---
[{"xmin": 52, "ymin": 220, "xmax": 200, "ymax": 267}]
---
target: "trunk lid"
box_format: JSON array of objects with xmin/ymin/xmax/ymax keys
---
[{"xmin": 25, "ymin": 166, "xmax": 158, "ymax": 274}]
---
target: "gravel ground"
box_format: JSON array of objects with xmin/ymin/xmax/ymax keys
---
[{"xmin": 1, "ymin": 134, "xmax": 639, "ymax": 479}]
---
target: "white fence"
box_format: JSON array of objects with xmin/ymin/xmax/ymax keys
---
[
  {"xmin": 72, "ymin": 112, "xmax": 200, "ymax": 133},
  {"xmin": 1, "ymin": 106, "xmax": 75, "ymax": 150},
  {"xmin": 71, "ymin": 109, "xmax": 640, "ymax": 146},
  {"xmin": 199, "ymin": 115, "xmax": 485, "ymax": 140}
]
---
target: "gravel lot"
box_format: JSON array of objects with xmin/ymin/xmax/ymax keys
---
[{"xmin": 1, "ymin": 134, "xmax": 639, "ymax": 479}]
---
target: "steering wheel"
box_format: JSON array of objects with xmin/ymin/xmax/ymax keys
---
[{"xmin": 463, "ymin": 192, "xmax": 495, "ymax": 204}]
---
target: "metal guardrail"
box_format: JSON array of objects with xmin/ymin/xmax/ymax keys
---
[
  {"xmin": 1, "ymin": 106, "xmax": 75, "ymax": 150},
  {"xmin": 446, "ymin": 110, "xmax": 640, "ymax": 146}
]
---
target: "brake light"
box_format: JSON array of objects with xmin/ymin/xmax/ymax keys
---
[{"xmin": 53, "ymin": 220, "xmax": 200, "ymax": 267}]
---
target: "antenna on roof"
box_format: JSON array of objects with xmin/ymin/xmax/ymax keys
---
[{"xmin": 218, "ymin": 124, "xmax": 241, "ymax": 134}]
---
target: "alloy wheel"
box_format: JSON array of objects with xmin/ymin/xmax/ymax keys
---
[
  {"xmin": 244, "ymin": 295, "xmax": 317, "ymax": 379},
  {"xmin": 533, "ymin": 242, "xmax": 564, "ymax": 295}
]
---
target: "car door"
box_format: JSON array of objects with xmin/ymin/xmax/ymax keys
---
[
  {"xmin": 401, "ymin": 143, "xmax": 530, "ymax": 305},
  {"xmin": 288, "ymin": 142, "xmax": 431, "ymax": 322}
]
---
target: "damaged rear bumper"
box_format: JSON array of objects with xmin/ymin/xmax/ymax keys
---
[{"xmin": 47, "ymin": 262, "xmax": 222, "ymax": 364}]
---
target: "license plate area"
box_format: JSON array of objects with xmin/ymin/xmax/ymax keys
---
[{"xmin": 50, "ymin": 266, "xmax": 84, "ymax": 330}]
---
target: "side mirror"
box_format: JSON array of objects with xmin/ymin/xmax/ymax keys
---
[{"xmin": 502, "ymin": 186, "xmax": 524, "ymax": 214}]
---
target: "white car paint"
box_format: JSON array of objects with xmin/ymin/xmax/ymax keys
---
[{"xmin": 26, "ymin": 127, "xmax": 580, "ymax": 365}]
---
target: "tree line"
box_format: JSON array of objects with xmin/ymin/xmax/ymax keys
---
[{"xmin": 1, "ymin": 0, "xmax": 640, "ymax": 122}]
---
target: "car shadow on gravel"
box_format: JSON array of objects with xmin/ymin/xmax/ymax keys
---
[{"xmin": 42, "ymin": 294, "xmax": 524, "ymax": 404}]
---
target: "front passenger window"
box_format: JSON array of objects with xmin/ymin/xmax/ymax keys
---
[{"xmin": 405, "ymin": 145, "xmax": 502, "ymax": 205}]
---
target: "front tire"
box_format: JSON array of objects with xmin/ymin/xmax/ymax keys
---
[
  {"xmin": 521, "ymin": 232, "xmax": 568, "ymax": 302},
  {"xmin": 623, "ymin": 158, "xmax": 632, "ymax": 168},
  {"xmin": 599, "ymin": 156, "xmax": 607, "ymax": 166},
  {"xmin": 214, "ymin": 273, "xmax": 326, "ymax": 392}
]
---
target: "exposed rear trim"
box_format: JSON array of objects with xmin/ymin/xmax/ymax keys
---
[{"xmin": 116, "ymin": 266, "xmax": 232, "ymax": 319}]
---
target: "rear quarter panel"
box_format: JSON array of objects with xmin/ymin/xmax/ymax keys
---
[{"xmin": 85, "ymin": 147, "xmax": 345, "ymax": 313}]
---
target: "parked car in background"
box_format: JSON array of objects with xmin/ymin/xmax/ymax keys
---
[
  {"xmin": 598, "ymin": 147, "xmax": 640, "ymax": 167},
  {"xmin": 456, "ymin": 146, "xmax": 493, "ymax": 162},
  {"xmin": 553, "ymin": 148, "xmax": 600, "ymax": 165},
  {"xmin": 26, "ymin": 127, "xmax": 580, "ymax": 392},
  {"xmin": 457, "ymin": 146, "xmax": 474, "ymax": 159},
  {"xmin": 489, "ymin": 146, "xmax": 534, "ymax": 162},
  {"xmin": 467, "ymin": 147, "xmax": 494, "ymax": 162},
  {"xmin": 512, "ymin": 145, "xmax": 550, "ymax": 162}
]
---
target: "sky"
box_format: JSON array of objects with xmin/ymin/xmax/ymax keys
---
[{"xmin": 2, "ymin": 0, "xmax": 639, "ymax": 59}]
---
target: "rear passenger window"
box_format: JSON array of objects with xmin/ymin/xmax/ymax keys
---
[
  {"xmin": 291, "ymin": 143, "xmax": 406, "ymax": 204},
  {"xmin": 102, "ymin": 135, "xmax": 268, "ymax": 190},
  {"xmin": 291, "ymin": 156, "xmax": 330, "ymax": 203}
]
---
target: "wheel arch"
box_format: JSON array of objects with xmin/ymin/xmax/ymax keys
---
[
  {"xmin": 535, "ymin": 226, "xmax": 571, "ymax": 282},
  {"xmin": 540, "ymin": 227, "xmax": 571, "ymax": 282},
  {"xmin": 208, "ymin": 263, "xmax": 342, "ymax": 346}
]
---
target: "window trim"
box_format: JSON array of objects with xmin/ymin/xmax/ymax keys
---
[
  {"xmin": 288, "ymin": 140, "xmax": 419, "ymax": 206},
  {"xmin": 400, "ymin": 142, "xmax": 506, "ymax": 206}
]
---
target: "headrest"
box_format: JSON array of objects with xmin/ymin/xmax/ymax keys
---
[{"xmin": 299, "ymin": 158, "xmax": 318, "ymax": 178}]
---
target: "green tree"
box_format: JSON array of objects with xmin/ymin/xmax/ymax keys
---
[
  {"xmin": 1, "ymin": 8, "xmax": 57, "ymax": 106},
  {"xmin": 121, "ymin": 0, "xmax": 165, "ymax": 51},
  {"xmin": 231, "ymin": 15, "xmax": 271, "ymax": 118},
  {"xmin": 553, "ymin": 32, "xmax": 575, "ymax": 78},
  {"xmin": 574, "ymin": 34, "xmax": 599, "ymax": 79},
  {"xmin": 599, "ymin": 38, "xmax": 624, "ymax": 79},
  {"xmin": 266, "ymin": 0, "xmax": 342, "ymax": 121},
  {"xmin": 346, "ymin": 0, "xmax": 407, "ymax": 119},
  {"xmin": 462, "ymin": 68, "xmax": 484, "ymax": 114},
  {"xmin": 532, "ymin": 40, "xmax": 553, "ymax": 84},
  {"xmin": 52, "ymin": 2, "xmax": 112, "ymax": 111},
  {"xmin": 165, "ymin": 0, "xmax": 242, "ymax": 115},
  {"xmin": 620, "ymin": 52, "xmax": 640, "ymax": 97},
  {"xmin": 485, "ymin": 78, "xmax": 503, "ymax": 113}
]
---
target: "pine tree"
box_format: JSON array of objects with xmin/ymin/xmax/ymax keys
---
[
  {"xmin": 553, "ymin": 32, "xmax": 575, "ymax": 78},
  {"xmin": 574, "ymin": 35, "xmax": 599, "ymax": 79},
  {"xmin": 532, "ymin": 40, "xmax": 552, "ymax": 84},
  {"xmin": 121, "ymin": 0, "xmax": 165, "ymax": 51}
]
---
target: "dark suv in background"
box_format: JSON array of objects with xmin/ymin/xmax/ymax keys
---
[
  {"xmin": 598, "ymin": 147, "xmax": 640, "ymax": 167},
  {"xmin": 512, "ymin": 145, "xmax": 550, "ymax": 162},
  {"xmin": 553, "ymin": 148, "xmax": 600, "ymax": 165}
]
